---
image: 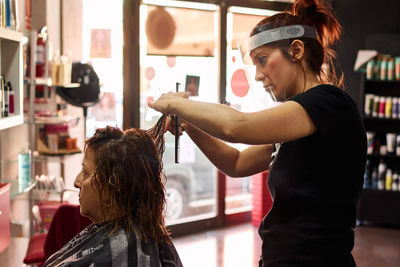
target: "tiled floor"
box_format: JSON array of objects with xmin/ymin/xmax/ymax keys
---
[
  {"xmin": 174, "ymin": 223, "xmax": 262, "ymax": 267},
  {"xmin": 353, "ymin": 225, "xmax": 400, "ymax": 267},
  {"xmin": 174, "ymin": 223, "xmax": 400, "ymax": 267},
  {"xmin": 1, "ymin": 222, "xmax": 399, "ymax": 266}
]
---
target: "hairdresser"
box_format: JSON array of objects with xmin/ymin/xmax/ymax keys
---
[{"xmin": 149, "ymin": 0, "xmax": 366, "ymax": 266}]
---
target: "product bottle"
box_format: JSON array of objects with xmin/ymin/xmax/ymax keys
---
[
  {"xmin": 374, "ymin": 55, "xmax": 382, "ymax": 79},
  {"xmin": 364, "ymin": 94, "xmax": 374, "ymax": 116},
  {"xmin": 3, "ymin": 80, "xmax": 9, "ymax": 117},
  {"xmin": 366, "ymin": 60, "xmax": 375, "ymax": 80},
  {"xmin": 385, "ymin": 168, "xmax": 393, "ymax": 190},
  {"xmin": 377, "ymin": 161, "xmax": 386, "ymax": 190},
  {"xmin": 363, "ymin": 160, "xmax": 372, "ymax": 189},
  {"xmin": 0, "ymin": 75, "xmax": 3, "ymax": 118},
  {"xmin": 395, "ymin": 57, "xmax": 400, "ymax": 81},
  {"xmin": 385, "ymin": 97, "xmax": 392, "ymax": 118},
  {"xmin": 392, "ymin": 172, "xmax": 398, "ymax": 191},
  {"xmin": 18, "ymin": 145, "xmax": 32, "ymax": 185},
  {"xmin": 397, "ymin": 98, "xmax": 400, "ymax": 118},
  {"xmin": 386, "ymin": 133, "xmax": 396, "ymax": 155},
  {"xmin": 7, "ymin": 81, "xmax": 14, "ymax": 115},
  {"xmin": 372, "ymin": 95, "xmax": 380, "ymax": 117},
  {"xmin": 396, "ymin": 135, "xmax": 400, "ymax": 156},
  {"xmin": 380, "ymin": 57, "xmax": 388, "ymax": 80},
  {"xmin": 379, "ymin": 56, "xmax": 388, "ymax": 81},
  {"xmin": 378, "ymin": 96, "xmax": 386, "ymax": 118},
  {"xmin": 371, "ymin": 167, "xmax": 378, "ymax": 190},
  {"xmin": 388, "ymin": 58, "xmax": 395, "ymax": 81},
  {"xmin": 392, "ymin": 98, "xmax": 398, "ymax": 119}
]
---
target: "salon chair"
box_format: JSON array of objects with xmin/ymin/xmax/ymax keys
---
[{"xmin": 23, "ymin": 204, "xmax": 92, "ymax": 266}]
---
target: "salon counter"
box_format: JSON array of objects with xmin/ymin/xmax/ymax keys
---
[{"xmin": 0, "ymin": 183, "xmax": 10, "ymax": 254}]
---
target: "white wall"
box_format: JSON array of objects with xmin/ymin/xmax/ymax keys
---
[{"xmin": 0, "ymin": 0, "xmax": 85, "ymax": 237}]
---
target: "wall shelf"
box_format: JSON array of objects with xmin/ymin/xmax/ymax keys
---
[
  {"xmin": 0, "ymin": 29, "xmax": 23, "ymax": 131},
  {"xmin": 24, "ymin": 77, "xmax": 79, "ymax": 88},
  {"xmin": 367, "ymin": 154, "xmax": 400, "ymax": 160},
  {"xmin": 0, "ymin": 115, "xmax": 24, "ymax": 130},
  {"xmin": 364, "ymin": 116, "xmax": 400, "ymax": 121},
  {"xmin": 0, "ymin": 179, "xmax": 36, "ymax": 199},
  {"xmin": 38, "ymin": 150, "xmax": 81, "ymax": 157},
  {"xmin": 364, "ymin": 117, "xmax": 400, "ymax": 132},
  {"xmin": 364, "ymin": 78, "xmax": 400, "ymax": 96},
  {"xmin": 24, "ymin": 116, "xmax": 80, "ymax": 125},
  {"xmin": 0, "ymin": 28, "xmax": 23, "ymax": 42}
]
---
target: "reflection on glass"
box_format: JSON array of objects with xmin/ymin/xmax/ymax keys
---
[
  {"xmin": 82, "ymin": 0, "xmax": 124, "ymax": 138},
  {"xmin": 145, "ymin": 5, "xmax": 216, "ymax": 57},
  {"xmin": 223, "ymin": 229, "xmax": 257, "ymax": 267},
  {"xmin": 140, "ymin": 3, "xmax": 218, "ymax": 225},
  {"xmin": 225, "ymin": 8, "xmax": 276, "ymax": 215},
  {"xmin": 175, "ymin": 237, "xmax": 217, "ymax": 267}
]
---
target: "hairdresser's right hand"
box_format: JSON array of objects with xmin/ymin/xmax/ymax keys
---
[{"xmin": 148, "ymin": 92, "xmax": 188, "ymax": 114}]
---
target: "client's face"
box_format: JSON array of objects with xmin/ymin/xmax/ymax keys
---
[{"xmin": 74, "ymin": 147, "xmax": 102, "ymax": 223}]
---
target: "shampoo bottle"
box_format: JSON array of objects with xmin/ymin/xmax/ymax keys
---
[{"xmin": 18, "ymin": 145, "xmax": 31, "ymax": 185}]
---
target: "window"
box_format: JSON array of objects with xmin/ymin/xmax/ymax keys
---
[
  {"xmin": 82, "ymin": 0, "xmax": 123, "ymax": 137},
  {"xmin": 224, "ymin": 7, "xmax": 277, "ymax": 215},
  {"xmin": 139, "ymin": 1, "xmax": 219, "ymax": 225}
]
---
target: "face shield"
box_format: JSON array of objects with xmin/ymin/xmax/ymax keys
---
[
  {"xmin": 238, "ymin": 25, "xmax": 318, "ymax": 65},
  {"xmin": 237, "ymin": 25, "xmax": 318, "ymax": 102}
]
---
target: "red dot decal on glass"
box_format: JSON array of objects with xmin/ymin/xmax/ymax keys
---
[
  {"xmin": 232, "ymin": 55, "xmax": 236, "ymax": 63},
  {"xmin": 145, "ymin": 67, "xmax": 155, "ymax": 81},
  {"xmin": 166, "ymin": 56, "xmax": 176, "ymax": 68},
  {"xmin": 231, "ymin": 69, "xmax": 249, "ymax": 97},
  {"xmin": 147, "ymin": 96, "xmax": 154, "ymax": 103}
]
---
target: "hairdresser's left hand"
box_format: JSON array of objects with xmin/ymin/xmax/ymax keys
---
[
  {"xmin": 164, "ymin": 115, "xmax": 185, "ymax": 136},
  {"xmin": 148, "ymin": 92, "xmax": 188, "ymax": 114}
]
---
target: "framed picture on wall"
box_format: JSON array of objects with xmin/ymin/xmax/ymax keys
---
[{"xmin": 185, "ymin": 75, "xmax": 200, "ymax": 96}]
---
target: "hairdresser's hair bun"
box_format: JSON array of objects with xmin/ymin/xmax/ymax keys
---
[{"xmin": 292, "ymin": 0, "xmax": 341, "ymax": 47}]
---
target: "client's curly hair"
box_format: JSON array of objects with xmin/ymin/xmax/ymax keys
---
[{"xmin": 85, "ymin": 115, "xmax": 170, "ymax": 244}]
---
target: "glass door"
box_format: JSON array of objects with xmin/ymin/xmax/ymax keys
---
[
  {"xmin": 82, "ymin": 0, "xmax": 124, "ymax": 137},
  {"xmin": 139, "ymin": 0, "xmax": 219, "ymax": 225},
  {"xmin": 224, "ymin": 7, "xmax": 277, "ymax": 217},
  {"xmin": 62, "ymin": 0, "xmax": 124, "ymax": 197}
]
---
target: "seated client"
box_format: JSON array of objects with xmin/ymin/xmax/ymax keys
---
[{"xmin": 43, "ymin": 117, "xmax": 183, "ymax": 266}]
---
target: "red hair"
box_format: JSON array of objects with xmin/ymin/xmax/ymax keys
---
[{"xmin": 251, "ymin": 0, "xmax": 344, "ymax": 88}]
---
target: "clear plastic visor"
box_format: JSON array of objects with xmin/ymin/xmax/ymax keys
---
[{"xmin": 238, "ymin": 24, "xmax": 318, "ymax": 65}]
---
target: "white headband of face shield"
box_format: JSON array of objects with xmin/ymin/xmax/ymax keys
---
[{"xmin": 238, "ymin": 24, "xmax": 318, "ymax": 65}]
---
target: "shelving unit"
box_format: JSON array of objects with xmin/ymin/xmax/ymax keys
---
[
  {"xmin": 0, "ymin": 28, "xmax": 82, "ymax": 240},
  {"xmin": 357, "ymin": 33, "xmax": 400, "ymax": 226},
  {"xmin": 0, "ymin": 28, "xmax": 25, "ymax": 251},
  {"xmin": 0, "ymin": 28, "xmax": 23, "ymax": 130},
  {"xmin": 358, "ymin": 76, "xmax": 400, "ymax": 226},
  {"xmin": 26, "ymin": 31, "xmax": 81, "ymax": 182}
]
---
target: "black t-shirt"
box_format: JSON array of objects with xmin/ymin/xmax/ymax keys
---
[{"xmin": 259, "ymin": 85, "xmax": 367, "ymax": 267}]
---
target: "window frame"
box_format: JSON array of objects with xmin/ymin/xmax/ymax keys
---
[{"xmin": 122, "ymin": 0, "xmax": 289, "ymax": 236}]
